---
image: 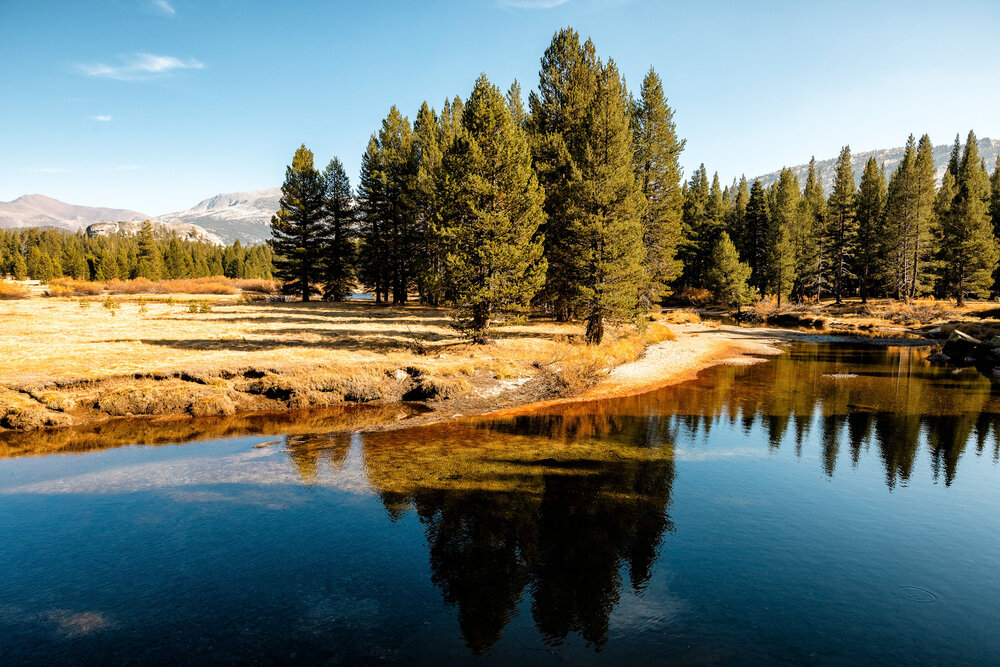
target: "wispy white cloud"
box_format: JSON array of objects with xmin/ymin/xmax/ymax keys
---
[
  {"xmin": 150, "ymin": 0, "xmax": 176, "ymax": 15},
  {"xmin": 76, "ymin": 53, "xmax": 203, "ymax": 81},
  {"xmin": 92, "ymin": 115, "xmax": 113, "ymax": 122},
  {"xmin": 498, "ymin": 0, "xmax": 570, "ymax": 7}
]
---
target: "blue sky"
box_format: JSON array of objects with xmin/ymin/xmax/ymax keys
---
[{"xmin": 1, "ymin": 0, "xmax": 998, "ymax": 214}]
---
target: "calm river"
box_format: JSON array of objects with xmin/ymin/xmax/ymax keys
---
[{"xmin": 1, "ymin": 342, "xmax": 999, "ymax": 665}]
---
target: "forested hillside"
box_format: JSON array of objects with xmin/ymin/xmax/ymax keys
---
[{"xmin": 0, "ymin": 222, "xmax": 272, "ymax": 282}]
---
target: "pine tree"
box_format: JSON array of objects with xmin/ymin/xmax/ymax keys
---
[
  {"xmin": 706, "ymin": 231, "xmax": 753, "ymax": 313},
  {"xmin": 268, "ymin": 144, "xmax": 326, "ymax": 301},
  {"xmin": 826, "ymin": 146, "xmax": 856, "ymax": 304},
  {"xmin": 528, "ymin": 27, "xmax": 598, "ymax": 320},
  {"xmin": 439, "ymin": 74, "xmax": 547, "ymax": 342},
  {"xmin": 135, "ymin": 221, "xmax": 164, "ymax": 280},
  {"xmin": 744, "ymin": 179, "xmax": 770, "ymax": 292},
  {"xmin": 322, "ymin": 157, "xmax": 356, "ymax": 301},
  {"xmin": 855, "ymin": 157, "xmax": 887, "ymax": 303},
  {"xmin": 800, "ymin": 158, "xmax": 827, "ymax": 300},
  {"xmin": 726, "ymin": 175, "xmax": 749, "ymax": 260},
  {"xmin": 631, "ymin": 67, "xmax": 685, "ymax": 305},
  {"xmin": 576, "ymin": 57, "xmax": 646, "ymax": 344},
  {"xmin": 11, "ymin": 252, "xmax": 27, "ymax": 281},
  {"xmin": 766, "ymin": 168, "xmax": 799, "ymax": 305},
  {"xmin": 506, "ymin": 80, "xmax": 525, "ymax": 129},
  {"xmin": 941, "ymin": 131, "xmax": 1000, "ymax": 305},
  {"xmin": 990, "ymin": 156, "xmax": 1000, "ymax": 292},
  {"xmin": 412, "ymin": 101, "xmax": 447, "ymax": 304},
  {"xmin": 379, "ymin": 107, "xmax": 419, "ymax": 303},
  {"xmin": 884, "ymin": 135, "xmax": 939, "ymax": 299},
  {"xmin": 679, "ymin": 164, "xmax": 720, "ymax": 287},
  {"xmin": 948, "ymin": 134, "xmax": 961, "ymax": 178},
  {"xmin": 357, "ymin": 136, "xmax": 389, "ymax": 302}
]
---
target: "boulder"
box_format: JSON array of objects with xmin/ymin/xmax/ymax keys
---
[
  {"xmin": 925, "ymin": 352, "xmax": 950, "ymax": 364},
  {"xmin": 942, "ymin": 330, "xmax": 981, "ymax": 363}
]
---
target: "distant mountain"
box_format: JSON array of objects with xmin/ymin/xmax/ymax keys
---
[
  {"xmin": 154, "ymin": 188, "xmax": 280, "ymax": 244},
  {"xmin": 755, "ymin": 137, "xmax": 1000, "ymax": 193},
  {"xmin": 86, "ymin": 220, "xmax": 223, "ymax": 246},
  {"xmin": 0, "ymin": 194, "xmax": 148, "ymax": 232}
]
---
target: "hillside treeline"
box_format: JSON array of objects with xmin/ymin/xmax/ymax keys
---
[
  {"xmin": 271, "ymin": 27, "xmax": 1000, "ymax": 341},
  {"xmin": 0, "ymin": 222, "xmax": 273, "ymax": 282},
  {"xmin": 690, "ymin": 132, "xmax": 1000, "ymax": 308}
]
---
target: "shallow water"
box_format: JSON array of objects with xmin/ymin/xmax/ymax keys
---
[{"xmin": 1, "ymin": 342, "xmax": 999, "ymax": 665}]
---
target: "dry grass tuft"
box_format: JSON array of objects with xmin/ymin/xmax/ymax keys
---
[
  {"xmin": 46, "ymin": 277, "xmax": 105, "ymax": 297},
  {"xmin": 0, "ymin": 281, "xmax": 29, "ymax": 300},
  {"xmin": 661, "ymin": 309, "xmax": 701, "ymax": 324}
]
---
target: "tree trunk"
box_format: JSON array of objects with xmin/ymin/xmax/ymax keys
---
[{"xmin": 585, "ymin": 312, "xmax": 604, "ymax": 345}]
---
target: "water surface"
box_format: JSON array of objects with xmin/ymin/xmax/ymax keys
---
[{"xmin": 2, "ymin": 342, "xmax": 999, "ymax": 665}]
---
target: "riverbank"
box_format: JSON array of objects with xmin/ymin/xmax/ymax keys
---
[
  {"xmin": 0, "ymin": 297, "xmax": 942, "ymax": 435},
  {"xmin": 0, "ymin": 297, "xmax": 671, "ymax": 433}
]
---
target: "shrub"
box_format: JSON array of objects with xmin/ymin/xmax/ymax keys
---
[
  {"xmin": 187, "ymin": 301, "xmax": 199, "ymax": 313},
  {"xmin": 48, "ymin": 277, "xmax": 105, "ymax": 296},
  {"xmin": 79, "ymin": 297, "xmax": 91, "ymax": 309},
  {"xmin": 661, "ymin": 309, "xmax": 701, "ymax": 324},
  {"xmin": 102, "ymin": 296, "xmax": 121, "ymax": 315},
  {"xmin": 0, "ymin": 281, "xmax": 28, "ymax": 300},
  {"xmin": 199, "ymin": 302, "xmax": 213, "ymax": 313},
  {"xmin": 677, "ymin": 287, "xmax": 713, "ymax": 307}
]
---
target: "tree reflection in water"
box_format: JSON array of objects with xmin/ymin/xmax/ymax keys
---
[
  {"xmin": 279, "ymin": 342, "xmax": 1000, "ymax": 652},
  {"xmin": 358, "ymin": 414, "xmax": 676, "ymax": 653}
]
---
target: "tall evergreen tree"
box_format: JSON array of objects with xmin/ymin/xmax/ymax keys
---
[
  {"xmin": 826, "ymin": 146, "xmax": 856, "ymax": 304},
  {"xmin": 800, "ymin": 158, "xmax": 827, "ymax": 300},
  {"xmin": 744, "ymin": 179, "xmax": 770, "ymax": 292},
  {"xmin": 941, "ymin": 130, "xmax": 1000, "ymax": 304},
  {"xmin": 855, "ymin": 157, "xmax": 887, "ymax": 303},
  {"xmin": 356, "ymin": 108, "xmax": 420, "ymax": 304},
  {"xmin": 357, "ymin": 136, "xmax": 389, "ymax": 302},
  {"xmin": 630, "ymin": 67, "xmax": 685, "ymax": 305},
  {"xmin": 947, "ymin": 134, "xmax": 962, "ymax": 177},
  {"xmin": 990, "ymin": 156, "xmax": 1000, "ymax": 292},
  {"xmin": 576, "ymin": 57, "xmax": 646, "ymax": 344},
  {"xmin": 322, "ymin": 157, "xmax": 356, "ymax": 301},
  {"xmin": 528, "ymin": 27, "xmax": 598, "ymax": 319},
  {"xmin": 412, "ymin": 101, "xmax": 448, "ymax": 304},
  {"xmin": 440, "ymin": 74, "xmax": 547, "ymax": 342},
  {"xmin": 679, "ymin": 164, "xmax": 724, "ymax": 287},
  {"xmin": 766, "ymin": 168, "xmax": 799, "ymax": 305},
  {"xmin": 269, "ymin": 144, "xmax": 326, "ymax": 301},
  {"xmin": 135, "ymin": 220, "xmax": 164, "ymax": 280},
  {"xmin": 706, "ymin": 231, "xmax": 753, "ymax": 313},
  {"xmin": 506, "ymin": 80, "xmax": 525, "ymax": 129},
  {"xmin": 726, "ymin": 176, "xmax": 749, "ymax": 262}
]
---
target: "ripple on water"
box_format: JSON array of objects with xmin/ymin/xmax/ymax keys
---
[{"xmin": 897, "ymin": 586, "xmax": 938, "ymax": 603}]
